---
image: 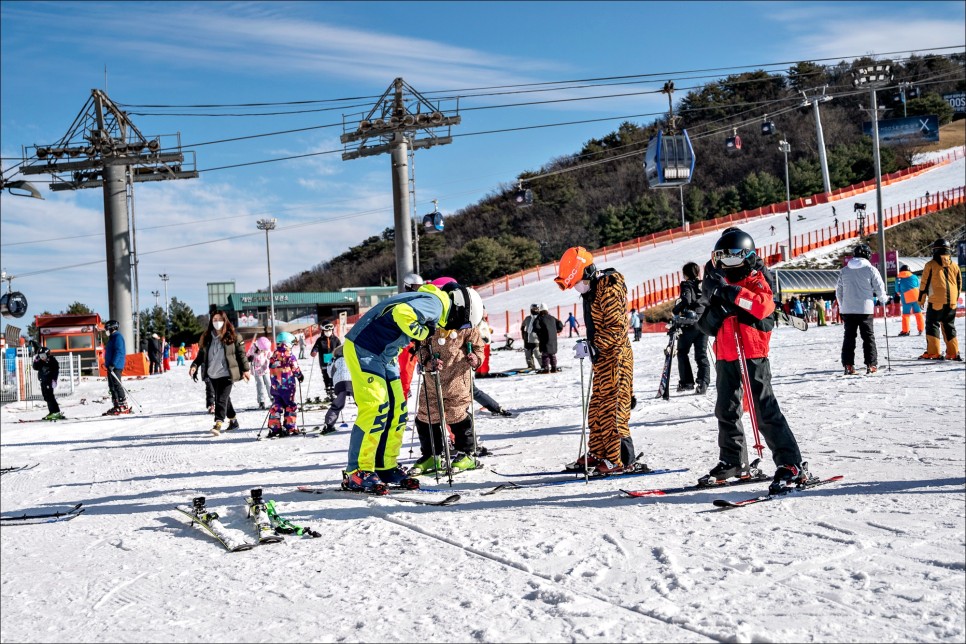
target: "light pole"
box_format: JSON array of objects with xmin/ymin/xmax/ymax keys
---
[
  {"xmin": 853, "ymin": 64, "xmax": 893, "ymax": 285},
  {"xmin": 151, "ymin": 290, "xmax": 160, "ymax": 308},
  {"xmin": 159, "ymin": 273, "xmax": 170, "ymax": 332},
  {"xmin": 779, "ymin": 138, "xmax": 793, "ymax": 258},
  {"xmin": 256, "ymin": 218, "xmax": 278, "ymax": 345}
]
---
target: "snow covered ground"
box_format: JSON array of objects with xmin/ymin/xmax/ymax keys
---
[{"xmin": 2, "ymin": 316, "xmax": 964, "ymax": 643}]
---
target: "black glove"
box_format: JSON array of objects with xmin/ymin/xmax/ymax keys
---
[
  {"xmin": 297, "ymin": 373, "xmax": 304, "ymax": 383},
  {"xmin": 191, "ymin": 368, "xmax": 199, "ymax": 383},
  {"xmin": 704, "ymin": 272, "xmax": 741, "ymax": 306}
]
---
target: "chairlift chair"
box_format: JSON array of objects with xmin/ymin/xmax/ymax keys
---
[{"xmin": 643, "ymin": 130, "xmax": 695, "ymax": 189}]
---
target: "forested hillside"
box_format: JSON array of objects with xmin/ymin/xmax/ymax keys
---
[{"xmin": 276, "ymin": 54, "xmax": 964, "ymax": 291}]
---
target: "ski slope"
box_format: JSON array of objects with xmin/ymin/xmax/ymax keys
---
[
  {"xmin": 481, "ymin": 149, "xmax": 965, "ymax": 324},
  {"xmin": 1, "ymin": 315, "xmax": 964, "ymax": 643}
]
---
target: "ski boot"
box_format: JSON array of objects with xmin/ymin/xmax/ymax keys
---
[
  {"xmin": 267, "ymin": 429, "xmax": 286, "ymax": 439},
  {"xmin": 226, "ymin": 418, "xmax": 240, "ymax": 431},
  {"xmin": 211, "ymin": 421, "xmax": 223, "ymax": 436},
  {"xmin": 768, "ymin": 463, "xmax": 810, "ymax": 495},
  {"xmin": 950, "ymin": 354, "xmax": 964, "ymax": 362},
  {"xmin": 918, "ymin": 353, "xmax": 944, "ymax": 360},
  {"xmin": 102, "ymin": 405, "xmax": 119, "ymax": 416},
  {"xmin": 451, "ymin": 453, "xmax": 480, "ymax": 472},
  {"xmin": 694, "ymin": 383, "xmax": 708, "ymax": 395},
  {"xmin": 410, "ymin": 455, "xmax": 444, "ymax": 476},
  {"xmin": 698, "ymin": 460, "xmax": 746, "ymax": 486},
  {"xmin": 320, "ymin": 423, "xmax": 338, "ymax": 435},
  {"xmin": 342, "ymin": 470, "xmax": 388, "ymax": 495},
  {"xmin": 496, "ymin": 408, "xmax": 514, "ymax": 417},
  {"xmin": 843, "ymin": 365, "xmax": 857, "ymax": 375},
  {"xmin": 566, "ymin": 453, "xmax": 601, "ymax": 472},
  {"xmin": 866, "ymin": 365, "xmax": 878, "ymax": 374},
  {"xmin": 376, "ymin": 467, "xmax": 420, "ymax": 490},
  {"xmin": 676, "ymin": 382, "xmax": 695, "ymax": 393},
  {"xmin": 593, "ymin": 459, "xmax": 624, "ymax": 476},
  {"xmin": 43, "ymin": 412, "xmax": 66, "ymax": 421},
  {"xmin": 897, "ymin": 331, "xmax": 910, "ymax": 337}
]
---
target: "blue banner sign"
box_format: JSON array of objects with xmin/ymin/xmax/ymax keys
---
[
  {"xmin": 942, "ymin": 92, "xmax": 966, "ymax": 114},
  {"xmin": 863, "ymin": 115, "xmax": 940, "ymax": 146}
]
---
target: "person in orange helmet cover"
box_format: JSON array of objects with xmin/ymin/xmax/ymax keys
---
[{"xmin": 555, "ymin": 247, "xmax": 641, "ymax": 475}]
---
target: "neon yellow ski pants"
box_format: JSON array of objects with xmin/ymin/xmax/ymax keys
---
[{"xmin": 344, "ymin": 340, "xmax": 408, "ymax": 473}]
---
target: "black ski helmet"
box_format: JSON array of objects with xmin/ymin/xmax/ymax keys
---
[
  {"xmin": 853, "ymin": 243, "xmax": 872, "ymax": 260},
  {"xmin": 104, "ymin": 319, "xmax": 119, "ymax": 333},
  {"xmin": 931, "ymin": 238, "xmax": 950, "ymax": 254},
  {"xmin": 712, "ymin": 228, "xmax": 757, "ymax": 270}
]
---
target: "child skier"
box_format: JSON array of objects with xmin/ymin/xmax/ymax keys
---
[
  {"xmin": 310, "ymin": 323, "xmax": 342, "ymax": 401},
  {"xmin": 697, "ymin": 227, "xmax": 808, "ymax": 494},
  {"xmin": 32, "ymin": 345, "xmax": 64, "ymax": 420},
  {"xmin": 247, "ymin": 335, "xmax": 273, "ymax": 409},
  {"xmin": 320, "ymin": 345, "xmax": 353, "ymax": 435},
  {"xmin": 895, "ymin": 264, "xmax": 924, "ymax": 337},
  {"xmin": 102, "ymin": 319, "xmax": 132, "ymax": 416},
  {"xmin": 176, "ymin": 343, "xmax": 187, "ymax": 366},
  {"xmin": 267, "ymin": 332, "xmax": 304, "ymax": 437}
]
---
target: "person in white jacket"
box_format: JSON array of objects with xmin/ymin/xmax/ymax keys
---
[
  {"xmin": 320, "ymin": 345, "xmax": 353, "ymax": 435},
  {"xmin": 246, "ymin": 336, "xmax": 273, "ymax": 409},
  {"xmin": 835, "ymin": 243, "xmax": 886, "ymax": 375}
]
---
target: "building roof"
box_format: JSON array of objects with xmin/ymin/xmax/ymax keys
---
[
  {"xmin": 226, "ymin": 291, "xmax": 358, "ymax": 309},
  {"xmin": 774, "ymin": 257, "xmax": 930, "ymax": 294}
]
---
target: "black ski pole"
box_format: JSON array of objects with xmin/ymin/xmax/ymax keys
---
[
  {"xmin": 420, "ymin": 361, "xmax": 441, "ymax": 484},
  {"xmin": 431, "ymin": 364, "xmax": 454, "ymax": 487},
  {"xmin": 297, "ymin": 378, "xmax": 306, "ymax": 433}
]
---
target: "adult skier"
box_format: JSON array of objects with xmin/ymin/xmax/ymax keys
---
[
  {"xmin": 697, "ymin": 228, "xmax": 807, "ymax": 493},
  {"xmin": 835, "ymin": 243, "xmax": 886, "ymax": 374},
  {"xmin": 520, "ymin": 303, "xmax": 541, "ymax": 370},
  {"xmin": 102, "ymin": 319, "xmax": 132, "ymax": 415},
  {"xmin": 189, "ymin": 311, "xmax": 250, "ymax": 435},
  {"xmin": 310, "ymin": 323, "xmax": 342, "ymax": 400},
  {"xmin": 918, "ymin": 238, "xmax": 962, "ymax": 360},
  {"xmin": 340, "ymin": 282, "xmax": 484, "ymax": 492},
  {"xmin": 534, "ymin": 303, "xmax": 563, "ymax": 373},
  {"xmin": 555, "ymin": 247, "xmax": 637, "ymax": 474},
  {"xmin": 671, "ymin": 261, "xmax": 710, "ymax": 394}
]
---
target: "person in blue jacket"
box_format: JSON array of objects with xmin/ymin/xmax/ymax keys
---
[
  {"xmin": 339, "ymin": 282, "xmax": 484, "ymax": 494},
  {"xmin": 895, "ymin": 264, "xmax": 924, "ymax": 337},
  {"xmin": 102, "ymin": 319, "xmax": 131, "ymax": 415}
]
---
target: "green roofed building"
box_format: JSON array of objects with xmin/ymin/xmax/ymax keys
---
[{"xmin": 223, "ymin": 291, "xmax": 359, "ymax": 329}]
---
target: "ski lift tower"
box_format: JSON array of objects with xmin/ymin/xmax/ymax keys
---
[
  {"xmin": 20, "ymin": 89, "xmax": 197, "ymax": 351},
  {"xmin": 340, "ymin": 78, "xmax": 460, "ymax": 293}
]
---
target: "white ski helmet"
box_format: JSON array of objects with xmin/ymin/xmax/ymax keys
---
[
  {"xmin": 440, "ymin": 283, "xmax": 484, "ymax": 330},
  {"xmin": 403, "ymin": 272, "xmax": 424, "ymax": 291}
]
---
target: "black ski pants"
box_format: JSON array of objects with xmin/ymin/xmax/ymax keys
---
[
  {"xmin": 473, "ymin": 385, "xmax": 500, "ymax": 414},
  {"xmin": 925, "ymin": 305, "xmax": 957, "ymax": 343},
  {"xmin": 714, "ymin": 357, "xmax": 802, "ymax": 469},
  {"xmin": 416, "ymin": 415, "xmax": 474, "ymax": 457},
  {"xmin": 41, "ymin": 382, "xmax": 60, "ymax": 415},
  {"xmin": 209, "ymin": 376, "xmax": 237, "ymax": 422},
  {"xmin": 677, "ymin": 326, "xmax": 710, "ymax": 387},
  {"xmin": 841, "ymin": 314, "xmax": 877, "ymax": 367},
  {"xmin": 106, "ymin": 366, "xmax": 127, "ymax": 406}
]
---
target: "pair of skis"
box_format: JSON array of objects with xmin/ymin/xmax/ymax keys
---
[
  {"xmin": 620, "ymin": 473, "xmax": 844, "ymax": 509},
  {"xmin": 175, "ymin": 491, "xmax": 322, "ymax": 552},
  {"xmin": 1, "ymin": 463, "xmax": 38, "ymax": 476},
  {"xmin": 483, "ymin": 465, "xmax": 689, "ymax": 495},
  {"xmin": 296, "ymin": 486, "xmax": 461, "ymax": 507},
  {"xmin": 1, "ymin": 502, "xmax": 85, "ymax": 525}
]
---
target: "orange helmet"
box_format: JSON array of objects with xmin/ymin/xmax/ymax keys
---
[{"xmin": 555, "ymin": 247, "xmax": 595, "ymax": 290}]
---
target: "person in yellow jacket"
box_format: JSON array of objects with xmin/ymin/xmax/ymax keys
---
[{"xmin": 918, "ymin": 239, "xmax": 962, "ymax": 360}]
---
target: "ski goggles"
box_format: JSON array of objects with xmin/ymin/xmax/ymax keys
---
[{"xmin": 712, "ymin": 248, "xmax": 755, "ymax": 268}]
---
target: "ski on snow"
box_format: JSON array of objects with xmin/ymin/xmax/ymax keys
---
[
  {"xmin": 1, "ymin": 502, "xmax": 85, "ymax": 525},
  {"xmin": 0, "ymin": 463, "xmax": 39, "ymax": 476},
  {"xmin": 620, "ymin": 458, "xmax": 770, "ymax": 497},
  {"xmin": 245, "ymin": 489, "xmax": 284, "ymax": 544},
  {"xmin": 265, "ymin": 500, "xmax": 321, "ymax": 538},
  {"xmin": 175, "ymin": 497, "xmax": 257, "ymax": 552},
  {"xmin": 296, "ymin": 486, "xmax": 461, "ymax": 506},
  {"xmin": 484, "ymin": 466, "xmax": 687, "ymax": 495},
  {"xmin": 712, "ymin": 475, "xmax": 844, "ymax": 509}
]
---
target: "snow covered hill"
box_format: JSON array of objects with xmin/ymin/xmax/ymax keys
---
[{"xmin": 1, "ymin": 316, "xmax": 963, "ymax": 642}]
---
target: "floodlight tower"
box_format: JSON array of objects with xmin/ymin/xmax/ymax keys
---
[
  {"xmin": 20, "ymin": 89, "xmax": 198, "ymax": 350},
  {"xmin": 340, "ymin": 78, "xmax": 460, "ymax": 292}
]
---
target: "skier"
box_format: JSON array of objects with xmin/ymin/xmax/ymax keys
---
[
  {"xmin": 177, "ymin": 342, "xmax": 187, "ymax": 366},
  {"xmin": 266, "ymin": 332, "xmax": 304, "ymax": 437},
  {"xmin": 566, "ymin": 312, "xmax": 580, "ymax": 337},
  {"xmin": 895, "ymin": 264, "xmax": 924, "ymax": 337},
  {"xmin": 246, "ymin": 335, "xmax": 273, "ymax": 409},
  {"xmin": 629, "ymin": 308, "xmax": 643, "ymax": 341},
  {"xmin": 918, "ymin": 239, "xmax": 962, "ymax": 360},
  {"xmin": 102, "ymin": 319, "xmax": 132, "ymax": 416},
  {"xmin": 697, "ymin": 228, "xmax": 808, "ymax": 493},
  {"xmin": 398, "ymin": 273, "xmax": 425, "ymax": 398},
  {"xmin": 835, "ymin": 243, "xmax": 885, "ymax": 374},
  {"xmin": 340, "ymin": 282, "xmax": 484, "ymax": 492},
  {"xmin": 520, "ymin": 303, "xmax": 541, "ymax": 370},
  {"xmin": 672, "ymin": 262, "xmax": 710, "ymax": 395},
  {"xmin": 555, "ymin": 246, "xmax": 638, "ymax": 474},
  {"xmin": 147, "ymin": 333, "xmax": 162, "ymax": 375},
  {"xmin": 32, "ymin": 345, "xmax": 63, "ymax": 420},
  {"xmin": 189, "ymin": 311, "xmax": 250, "ymax": 435},
  {"xmin": 297, "ymin": 332, "xmax": 307, "ymax": 359},
  {"xmin": 534, "ymin": 303, "xmax": 564, "ymax": 373},
  {"xmin": 410, "ymin": 322, "xmax": 485, "ymax": 474},
  {"xmin": 161, "ymin": 337, "xmax": 171, "ymax": 371},
  {"xmin": 320, "ymin": 344, "xmax": 352, "ymax": 435},
  {"xmin": 310, "ymin": 323, "xmax": 341, "ymax": 401}
]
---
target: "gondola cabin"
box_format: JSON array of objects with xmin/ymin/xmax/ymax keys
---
[
  {"xmin": 513, "ymin": 188, "xmax": 534, "ymax": 207},
  {"xmin": 725, "ymin": 133, "xmax": 742, "ymax": 152},
  {"xmin": 761, "ymin": 120, "xmax": 776, "ymax": 136},
  {"xmin": 643, "ymin": 130, "xmax": 695, "ymax": 189},
  {"xmin": 422, "ymin": 210, "xmax": 444, "ymax": 233}
]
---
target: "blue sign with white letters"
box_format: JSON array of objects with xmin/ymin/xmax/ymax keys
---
[{"xmin": 863, "ymin": 115, "xmax": 940, "ymax": 146}]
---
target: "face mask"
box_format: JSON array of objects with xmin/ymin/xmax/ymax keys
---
[
  {"xmin": 574, "ymin": 281, "xmax": 591, "ymax": 294},
  {"xmin": 324, "ymin": 331, "xmax": 332, "ymax": 336},
  {"xmin": 213, "ymin": 321, "xmax": 224, "ymax": 331}
]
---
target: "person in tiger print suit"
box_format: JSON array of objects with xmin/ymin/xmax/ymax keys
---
[{"xmin": 556, "ymin": 247, "xmax": 639, "ymax": 474}]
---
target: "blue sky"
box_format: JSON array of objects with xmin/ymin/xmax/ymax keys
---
[{"xmin": 1, "ymin": 1, "xmax": 963, "ymax": 331}]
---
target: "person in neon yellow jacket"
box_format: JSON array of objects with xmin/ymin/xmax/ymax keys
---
[{"xmin": 340, "ymin": 282, "xmax": 484, "ymax": 493}]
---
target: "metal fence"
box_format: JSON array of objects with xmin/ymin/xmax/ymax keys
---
[{"xmin": 0, "ymin": 351, "xmax": 82, "ymax": 406}]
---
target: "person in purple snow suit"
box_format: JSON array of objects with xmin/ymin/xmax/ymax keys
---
[{"xmin": 267, "ymin": 331, "xmax": 304, "ymax": 437}]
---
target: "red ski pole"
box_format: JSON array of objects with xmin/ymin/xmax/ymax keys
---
[{"xmin": 733, "ymin": 326, "xmax": 765, "ymax": 459}]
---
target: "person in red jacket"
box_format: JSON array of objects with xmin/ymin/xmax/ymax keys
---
[{"xmin": 697, "ymin": 228, "xmax": 808, "ymax": 495}]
